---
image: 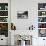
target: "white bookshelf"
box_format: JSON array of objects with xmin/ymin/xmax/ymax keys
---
[
  {"xmin": 38, "ymin": 3, "xmax": 46, "ymax": 37},
  {"xmin": 0, "ymin": 3, "xmax": 8, "ymax": 38},
  {"xmin": 38, "ymin": 3, "xmax": 46, "ymax": 29}
]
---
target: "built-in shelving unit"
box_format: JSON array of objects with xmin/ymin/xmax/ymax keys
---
[
  {"xmin": 38, "ymin": 3, "xmax": 46, "ymax": 37},
  {"xmin": 0, "ymin": 3, "xmax": 8, "ymax": 37}
]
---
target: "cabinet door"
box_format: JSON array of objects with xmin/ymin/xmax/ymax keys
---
[{"xmin": 38, "ymin": 38, "xmax": 46, "ymax": 46}]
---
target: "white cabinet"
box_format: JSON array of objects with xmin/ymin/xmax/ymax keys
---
[
  {"xmin": 38, "ymin": 37, "xmax": 46, "ymax": 46},
  {"xmin": 0, "ymin": 35, "xmax": 8, "ymax": 45}
]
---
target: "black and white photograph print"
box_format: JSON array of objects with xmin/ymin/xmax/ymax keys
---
[{"xmin": 17, "ymin": 11, "xmax": 28, "ymax": 19}]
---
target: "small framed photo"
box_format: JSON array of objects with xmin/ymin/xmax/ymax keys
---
[{"xmin": 17, "ymin": 11, "xmax": 28, "ymax": 19}]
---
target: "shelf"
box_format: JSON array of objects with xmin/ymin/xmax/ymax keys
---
[
  {"xmin": 0, "ymin": 10, "xmax": 8, "ymax": 11},
  {"xmin": 38, "ymin": 16, "xmax": 46, "ymax": 17},
  {"xmin": 0, "ymin": 16, "xmax": 8, "ymax": 17},
  {"xmin": 38, "ymin": 22, "xmax": 46, "ymax": 23},
  {"xmin": 38, "ymin": 28, "xmax": 46, "ymax": 29},
  {"xmin": 0, "ymin": 22, "xmax": 8, "ymax": 23},
  {"xmin": 38, "ymin": 10, "xmax": 46, "ymax": 11}
]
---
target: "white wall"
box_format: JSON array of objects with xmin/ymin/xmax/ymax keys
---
[
  {"xmin": 11, "ymin": 0, "xmax": 46, "ymax": 46},
  {"xmin": 11, "ymin": 0, "xmax": 38, "ymax": 30}
]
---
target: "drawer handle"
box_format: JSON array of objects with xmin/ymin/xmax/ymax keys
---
[
  {"xmin": 43, "ymin": 39, "xmax": 45, "ymax": 40},
  {"xmin": 1, "ymin": 39, "xmax": 3, "ymax": 40}
]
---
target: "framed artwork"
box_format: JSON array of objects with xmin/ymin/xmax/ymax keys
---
[{"xmin": 17, "ymin": 11, "xmax": 28, "ymax": 19}]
